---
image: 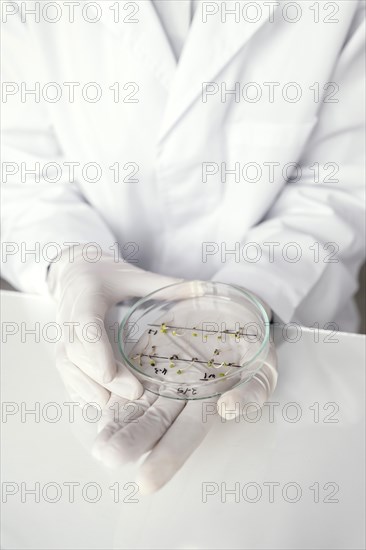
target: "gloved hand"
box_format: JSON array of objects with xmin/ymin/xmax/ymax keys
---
[
  {"xmin": 93, "ymin": 301, "xmax": 278, "ymax": 494},
  {"xmin": 47, "ymin": 245, "xmax": 182, "ymax": 407}
]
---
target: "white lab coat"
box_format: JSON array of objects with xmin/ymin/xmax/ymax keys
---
[{"xmin": 2, "ymin": 0, "xmax": 365, "ymax": 332}]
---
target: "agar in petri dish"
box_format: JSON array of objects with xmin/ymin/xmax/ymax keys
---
[{"xmin": 119, "ymin": 281, "xmax": 270, "ymax": 400}]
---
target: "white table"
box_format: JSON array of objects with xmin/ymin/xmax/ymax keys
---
[{"xmin": 1, "ymin": 290, "xmax": 365, "ymax": 549}]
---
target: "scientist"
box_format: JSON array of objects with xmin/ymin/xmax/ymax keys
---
[{"xmin": 2, "ymin": 0, "xmax": 365, "ymax": 492}]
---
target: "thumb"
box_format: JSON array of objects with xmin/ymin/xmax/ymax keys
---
[
  {"xmin": 217, "ymin": 345, "xmax": 278, "ymax": 420},
  {"xmin": 114, "ymin": 265, "xmax": 184, "ymax": 300}
]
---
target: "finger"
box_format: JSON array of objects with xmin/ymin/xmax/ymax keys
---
[
  {"xmin": 66, "ymin": 338, "xmax": 143, "ymax": 401},
  {"xmin": 136, "ymin": 400, "xmax": 217, "ymax": 494},
  {"xmin": 104, "ymin": 361, "xmax": 144, "ymax": 401},
  {"xmin": 75, "ymin": 312, "xmax": 117, "ymax": 384},
  {"xmin": 92, "ymin": 392, "xmax": 153, "ymax": 460},
  {"xmin": 217, "ymin": 345, "xmax": 278, "ymax": 420},
  {"xmin": 58, "ymin": 289, "xmax": 118, "ymax": 384},
  {"xmin": 96, "ymin": 396, "xmax": 185, "ymax": 468},
  {"xmin": 97, "ymin": 392, "xmax": 143, "ymax": 432},
  {"xmin": 55, "ymin": 342, "xmax": 111, "ymax": 408}
]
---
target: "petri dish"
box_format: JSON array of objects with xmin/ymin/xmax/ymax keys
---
[{"xmin": 118, "ymin": 281, "xmax": 270, "ymax": 400}]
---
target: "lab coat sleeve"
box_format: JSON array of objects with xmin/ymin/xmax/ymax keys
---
[
  {"xmin": 213, "ymin": 6, "xmax": 365, "ymax": 327},
  {"xmin": 1, "ymin": 13, "xmax": 116, "ymax": 294}
]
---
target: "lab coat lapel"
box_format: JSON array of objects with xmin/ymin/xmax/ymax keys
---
[
  {"xmin": 158, "ymin": 0, "xmax": 280, "ymax": 142},
  {"xmin": 99, "ymin": 0, "xmax": 177, "ymax": 89}
]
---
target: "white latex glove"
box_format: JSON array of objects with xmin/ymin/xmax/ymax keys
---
[
  {"xmin": 93, "ymin": 303, "xmax": 278, "ymax": 494},
  {"xmin": 47, "ymin": 246, "xmax": 182, "ymax": 407}
]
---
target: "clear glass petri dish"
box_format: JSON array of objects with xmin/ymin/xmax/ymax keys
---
[{"xmin": 118, "ymin": 281, "xmax": 270, "ymax": 400}]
